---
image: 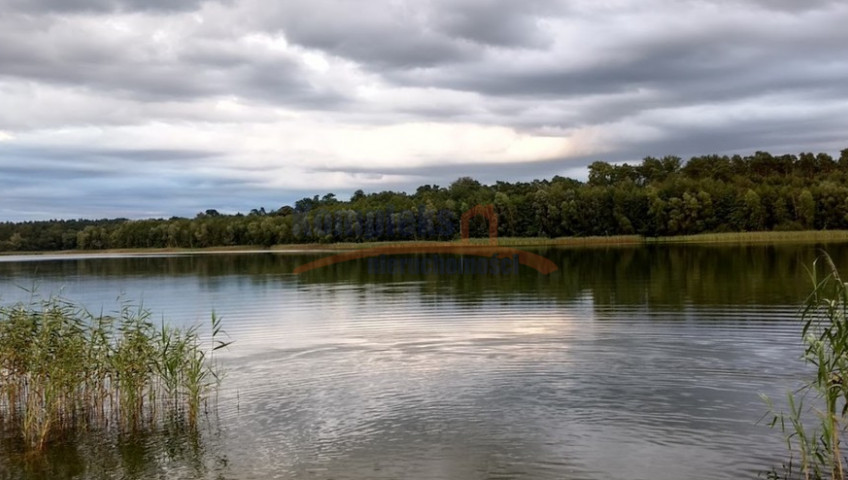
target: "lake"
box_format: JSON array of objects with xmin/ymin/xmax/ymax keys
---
[{"xmin": 0, "ymin": 243, "xmax": 842, "ymax": 480}]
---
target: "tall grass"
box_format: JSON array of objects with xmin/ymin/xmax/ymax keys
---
[
  {"xmin": 0, "ymin": 296, "xmax": 230, "ymax": 450},
  {"xmin": 763, "ymin": 253, "xmax": 848, "ymax": 479},
  {"xmin": 273, "ymin": 231, "xmax": 848, "ymax": 251},
  {"xmin": 277, "ymin": 235, "xmax": 645, "ymax": 250},
  {"xmin": 652, "ymin": 230, "xmax": 848, "ymax": 245}
]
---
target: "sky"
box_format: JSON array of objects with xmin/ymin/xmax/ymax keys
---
[{"xmin": 1, "ymin": 0, "xmax": 847, "ymax": 221}]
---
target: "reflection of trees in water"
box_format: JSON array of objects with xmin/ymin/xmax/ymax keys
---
[
  {"xmin": 0, "ymin": 253, "xmax": 327, "ymax": 280},
  {"xmin": 0, "ymin": 421, "xmax": 230, "ymax": 480},
  {"xmin": 1, "ymin": 244, "xmax": 846, "ymax": 309},
  {"xmin": 297, "ymin": 244, "xmax": 848, "ymax": 308}
]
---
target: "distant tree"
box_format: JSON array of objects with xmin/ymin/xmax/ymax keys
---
[
  {"xmin": 588, "ymin": 161, "xmax": 616, "ymax": 186},
  {"xmin": 740, "ymin": 189, "xmax": 765, "ymax": 231},
  {"xmin": 294, "ymin": 195, "xmax": 319, "ymax": 213},
  {"xmin": 448, "ymin": 177, "xmax": 482, "ymax": 201},
  {"xmin": 274, "ymin": 206, "xmax": 294, "ymax": 217},
  {"xmin": 3, "ymin": 147, "xmax": 848, "ymax": 253},
  {"xmin": 797, "ymin": 189, "xmax": 815, "ymax": 229}
]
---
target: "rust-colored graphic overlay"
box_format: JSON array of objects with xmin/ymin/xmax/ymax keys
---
[{"xmin": 294, "ymin": 205, "xmax": 558, "ymax": 275}]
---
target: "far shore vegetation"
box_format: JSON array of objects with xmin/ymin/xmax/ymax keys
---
[
  {"xmin": 4, "ymin": 230, "xmax": 848, "ymax": 257},
  {"xmin": 3, "ymin": 148, "xmax": 848, "ymax": 253}
]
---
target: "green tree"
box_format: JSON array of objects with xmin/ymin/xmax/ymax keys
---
[{"xmin": 797, "ymin": 189, "xmax": 816, "ymax": 229}]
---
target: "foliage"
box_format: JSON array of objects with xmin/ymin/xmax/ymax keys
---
[
  {"xmin": 763, "ymin": 253, "xmax": 848, "ymax": 479},
  {"xmin": 2, "ymin": 148, "xmax": 848, "ymax": 251},
  {"xmin": 0, "ymin": 296, "xmax": 230, "ymax": 450}
]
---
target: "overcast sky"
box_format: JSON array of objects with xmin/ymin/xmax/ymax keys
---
[{"xmin": 1, "ymin": 0, "xmax": 847, "ymax": 220}]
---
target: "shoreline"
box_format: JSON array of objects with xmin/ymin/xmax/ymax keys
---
[{"xmin": 2, "ymin": 230, "xmax": 848, "ymax": 257}]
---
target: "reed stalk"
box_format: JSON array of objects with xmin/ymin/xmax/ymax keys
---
[
  {"xmin": 0, "ymin": 296, "xmax": 230, "ymax": 451},
  {"xmin": 763, "ymin": 253, "xmax": 848, "ymax": 479}
]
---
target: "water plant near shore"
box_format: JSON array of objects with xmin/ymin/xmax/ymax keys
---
[
  {"xmin": 0, "ymin": 296, "xmax": 230, "ymax": 450},
  {"xmin": 763, "ymin": 253, "xmax": 848, "ymax": 479}
]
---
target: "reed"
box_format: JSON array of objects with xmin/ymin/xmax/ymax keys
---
[
  {"xmin": 276, "ymin": 231, "xmax": 848, "ymax": 251},
  {"xmin": 763, "ymin": 253, "xmax": 848, "ymax": 479},
  {"xmin": 275, "ymin": 235, "xmax": 645, "ymax": 250},
  {"xmin": 651, "ymin": 230, "xmax": 848, "ymax": 245},
  {"xmin": 0, "ymin": 296, "xmax": 230, "ymax": 450}
]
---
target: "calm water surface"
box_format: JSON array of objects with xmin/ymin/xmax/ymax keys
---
[{"xmin": 2, "ymin": 244, "xmax": 846, "ymax": 480}]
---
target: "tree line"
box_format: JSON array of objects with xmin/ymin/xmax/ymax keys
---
[{"xmin": 3, "ymin": 148, "xmax": 848, "ymax": 252}]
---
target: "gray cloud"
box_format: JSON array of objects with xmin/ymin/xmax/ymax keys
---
[
  {"xmin": 431, "ymin": 0, "xmax": 562, "ymax": 48},
  {"xmin": 0, "ymin": 145, "xmax": 280, "ymax": 220},
  {"xmin": 728, "ymin": 0, "xmax": 838, "ymax": 12},
  {"xmin": 1, "ymin": 0, "xmax": 216, "ymax": 13},
  {"xmin": 395, "ymin": 12, "xmax": 846, "ymax": 96},
  {"xmin": 254, "ymin": 0, "xmax": 569, "ymax": 71},
  {"xmin": 255, "ymin": 1, "xmax": 475, "ymax": 70},
  {"xmin": 1, "ymin": 0, "xmax": 848, "ymax": 220},
  {"xmin": 0, "ymin": 8, "xmax": 351, "ymax": 110}
]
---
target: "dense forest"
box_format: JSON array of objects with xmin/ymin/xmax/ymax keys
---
[{"xmin": 3, "ymin": 149, "xmax": 848, "ymax": 252}]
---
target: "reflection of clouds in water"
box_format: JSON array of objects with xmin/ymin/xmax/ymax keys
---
[
  {"xmin": 0, "ymin": 249, "xmax": 828, "ymax": 479},
  {"xmin": 217, "ymin": 295, "xmax": 799, "ymax": 479}
]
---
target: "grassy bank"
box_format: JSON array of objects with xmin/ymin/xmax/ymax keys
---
[
  {"xmin": 648, "ymin": 230, "xmax": 848, "ymax": 244},
  {"xmin": 2, "ymin": 230, "xmax": 848, "ymax": 257},
  {"xmin": 274, "ymin": 230, "xmax": 848, "ymax": 248}
]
